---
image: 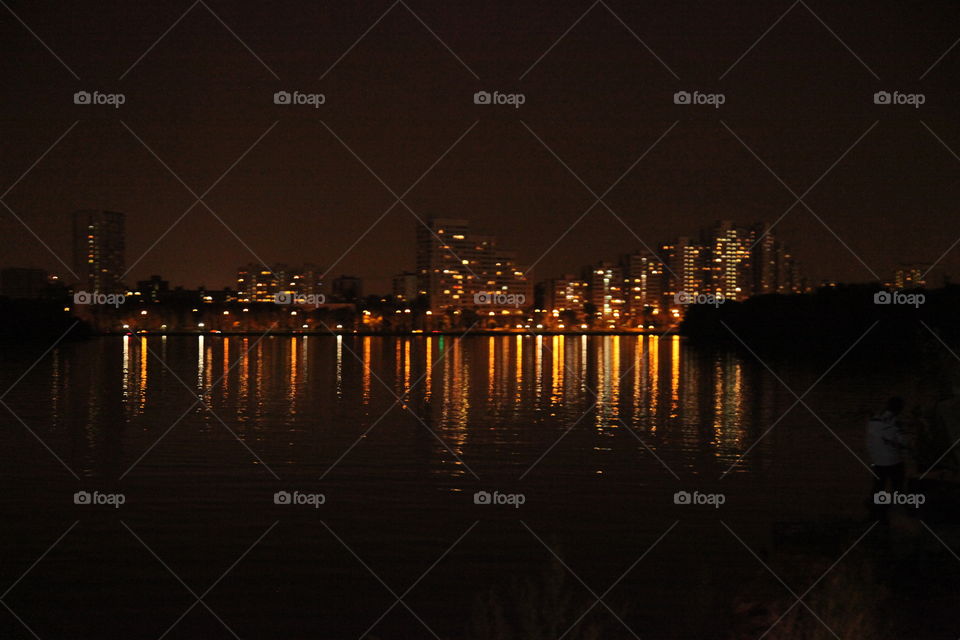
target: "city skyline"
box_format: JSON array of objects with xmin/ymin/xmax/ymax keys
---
[
  {"xmin": 1, "ymin": 208, "xmax": 941, "ymax": 302},
  {"xmin": 3, "ymin": 3, "xmax": 960, "ymax": 296}
]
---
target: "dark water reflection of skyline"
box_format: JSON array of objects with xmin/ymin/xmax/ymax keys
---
[{"xmin": 0, "ymin": 335, "xmax": 911, "ymax": 639}]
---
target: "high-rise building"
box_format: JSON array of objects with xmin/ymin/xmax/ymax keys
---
[
  {"xmin": 894, "ymin": 263, "xmax": 927, "ymax": 289},
  {"xmin": 621, "ymin": 250, "xmax": 663, "ymax": 317},
  {"xmin": 541, "ymin": 275, "xmax": 589, "ymax": 314},
  {"xmin": 703, "ymin": 220, "xmax": 750, "ymax": 301},
  {"xmin": 136, "ymin": 275, "xmax": 169, "ymax": 302},
  {"xmin": 585, "ymin": 261, "xmax": 624, "ymax": 320},
  {"xmin": 392, "ymin": 271, "xmax": 419, "ymax": 303},
  {"xmin": 745, "ymin": 223, "xmax": 807, "ymax": 296},
  {"xmin": 236, "ymin": 263, "xmax": 323, "ymax": 303},
  {"xmin": 416, "ymin": 217, "xmax": 530, "ymax": 311},
  {"xmin": 659, "ymin": 236, "xmax": 707, "ymax": 309},
  {"xmin": 332, "ymin": 274, "xmax": 363, "ymax": 301},
  {"xmin": 72, "ymin": 210, "xmax": 125, "ymax": 292}
]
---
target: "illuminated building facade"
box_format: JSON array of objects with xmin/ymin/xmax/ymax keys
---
[
  {"xmin": 72, "ymin": 210, "xmax": 126, "ymax": 292},
  {"xmin": 416, "ymin": 217, "xmax": 530, "ymax": 312}
]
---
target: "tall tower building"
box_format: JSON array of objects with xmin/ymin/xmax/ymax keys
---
[
  {"xmin": 416, "ymin": 217, "xmax": 530, "ymax": 311},
  {"xmin": 585, "ymin": 261, "xmax": 624, "ymax": 320},
  {"xmin": 72, "ymin": 210, "xmax": 125, "ymax": 292},
  {"xmin": 621, "ymin": 250, "xmax": 663, "ymax": 316},
  {"xmin": 659, "ymin": 236, "xmax": 707, "ymax": 306},
  {"xmin": 703, "ymin": 220, "xmax": 750, "ymax": 301}
]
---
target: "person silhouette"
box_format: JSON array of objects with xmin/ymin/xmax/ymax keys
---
[{"xmin": 866, "ymin": 396, "xmax": 909, "ymax": 523}]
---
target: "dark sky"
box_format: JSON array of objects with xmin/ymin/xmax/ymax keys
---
[{"xmin": 2, "ymin": 0, "xmax": 959, "ymax": 292}]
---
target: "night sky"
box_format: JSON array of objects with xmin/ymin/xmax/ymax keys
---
[{"xmin": 2, "ymin": 0, "xmax": 959, "ymax": 292}]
